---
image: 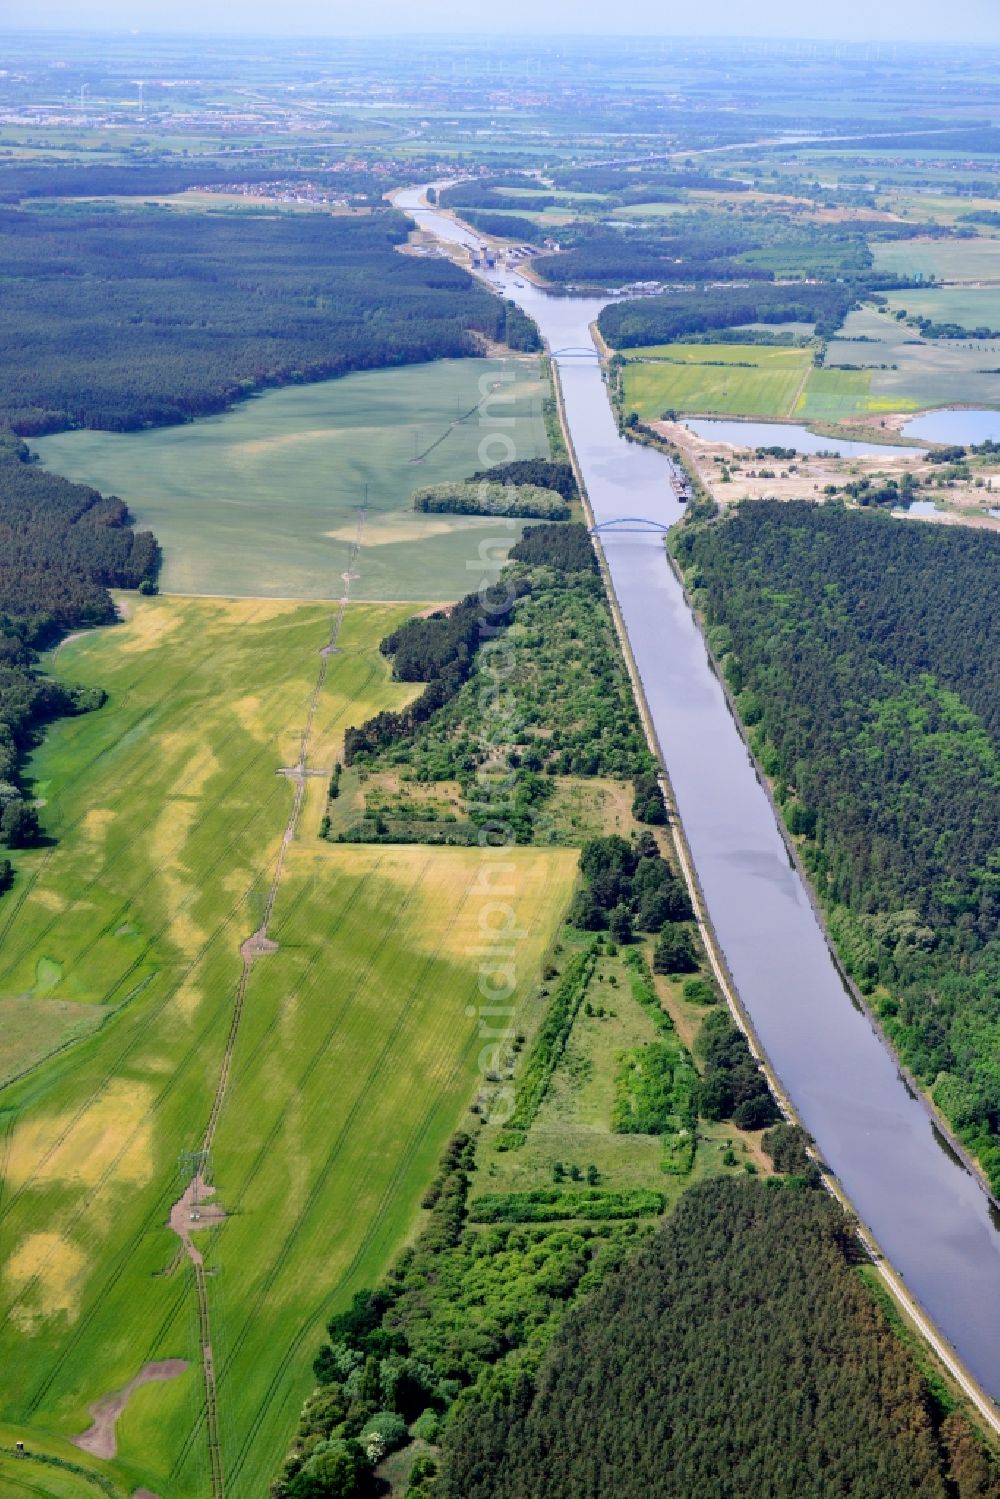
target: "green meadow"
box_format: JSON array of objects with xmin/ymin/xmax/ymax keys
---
[
  {"xmin": 0, "ymin": 596, "xmax": 576, "ymax": 1497},
  {"xmin": 34, "ymin": 358, "xmax": 550, "ymax": 602}
]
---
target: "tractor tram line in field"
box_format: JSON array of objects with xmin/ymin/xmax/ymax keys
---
[
  {"xmin": 0, "ymin": 365, "xmax": 578, "ymax": 1488},
  {"xmin": 163, "ymin": 865, "xmax": 400, "ymax": 1490},
  {"xmin": 222, "ymin": 878, "xmax": 483, "ymax": 1494},
  {"xmin": 170, "ymin": 504, "xmax": 369, "ymax": 1498},
  {"xmin": 3, "ymin": 583, "xmax": 369, "ymax": 1363},
  {"xmin": 0, "ymin": 779, "xmax": 288, "ymax": 1239},
  {"xmin": 0, "ymin": 595, "xmax": 292, "ymax": 960},
  {"xmin": 0, "ymin": 717, "xmax": 283, "ymax": 993},
  {"xmin": 0, "ymin": 519, "xmax": 369, "ymax": 1491}
]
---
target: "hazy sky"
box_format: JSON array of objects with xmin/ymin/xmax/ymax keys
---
[{"xmin": 13, "ymin": 0, "xmax": 1000, "ymax": 42}]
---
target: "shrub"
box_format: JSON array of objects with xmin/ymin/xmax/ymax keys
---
[
  {"xmin": 412, "ymin": 480, "xmax": 569, "ymax": 520},
  {"xmin": 468, "ymin": 1187, "xmax": 665, "ymax": 1223},
  {"xmin": 632, "ymin": 771, "xmax": 667, "ymax": 824},
  {"xmin": 410, "ymin": 1409, "xmax": 441, "ymax": 1443},
  {"xmin": 653, "ymin": 925, "xmax": 698, "ymax": 975},
  {"xmin": 360, "ymin": 1410, "xmax": 408, "ymax": 1456},
  {"xmin": 682, "ymin": 977, "xmax": 718, "ymax": 1005}
]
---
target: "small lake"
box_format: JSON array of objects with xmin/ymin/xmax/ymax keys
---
[
  {"xmin": 683, "ymin": 418, "xmax": 915, "ymax": 459},
  {"xmin": 894, "ymin": 499, "xmax": 944, "ymax": 516},
  {"xmin": 903, "ymin": 408, "xmax": 1000, "ymax": 445}
]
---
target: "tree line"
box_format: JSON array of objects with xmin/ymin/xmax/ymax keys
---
[
  {"xmin": 0, "ymin": 160, "xmax": 399, "ymax": 205},
  {"xmin": 598, "ymin": 281, "xmax": 861, "ymax": 346},
  {"xmin": 0, "ymin": 438, "xmax": 158, "ymax": 865}
]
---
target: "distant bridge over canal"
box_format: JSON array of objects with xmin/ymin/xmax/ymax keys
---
[{"xmin": 589, "ymin": 516, "xmax": 672, "ymax": 535}]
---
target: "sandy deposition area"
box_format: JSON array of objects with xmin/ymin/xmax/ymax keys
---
[
  {"xmin": 324, "ymin": 512, "xmax": 499, "ymax": 547},
  {"xmin": 657, "ymin": 417, "xmax": 1000, "ymax": 530},
  {"xmin": 72, "ymin": 1359, "xmax": 188, "ymax": 1459}
]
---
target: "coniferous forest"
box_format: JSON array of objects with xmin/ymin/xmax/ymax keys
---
[
  {"xmin": 0, "ymin": 437, "xmax": 158, "ymax": 860},
  {"xmin": 441, "ymin": 1179, "xmax": 1000, "ymax": 1499},
  {"xmin": 674, "ymin": 503, "xmax": 1000, "ymax": 1189},
  {"xmin": 0, "ymin": 205, "xmax": 511, "ymax": 433}
]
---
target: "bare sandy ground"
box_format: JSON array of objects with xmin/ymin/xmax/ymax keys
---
[
  {"xmin": 656, "ymin": 417, "xmax": 1000, "ymax": 530},
  {"xmin": 71, "ymin": 1360, "xmax": 188, "ymax": 1460},
  {"xmin": 168, "ymin": 1174, "xmax": 227, "ymax": 1269}
]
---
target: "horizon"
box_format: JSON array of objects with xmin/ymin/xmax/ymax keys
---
[
  {"xmin": 6, "ymin": 0, "xmax": 1000, "ymax": 45},
  {"xmin": 6, "ymin": 27, "xmax": 1000, "ymax": 45}
]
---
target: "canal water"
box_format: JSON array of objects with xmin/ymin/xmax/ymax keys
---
[{"xmin": 396, "ymin": 187, "xmax": 1000, "ymax": 1402}]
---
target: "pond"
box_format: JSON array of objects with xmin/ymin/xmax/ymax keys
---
[
  {"xmin": 683, "ymin": 418, "xmax": 915, "ymax": 459},
  {"xmin": 895, "ymin": 499, "xmax": 944, "ymax": 516},
  {"xmin": 903, "ymin": 408, "xmax": 1000, "ymax": 445}
]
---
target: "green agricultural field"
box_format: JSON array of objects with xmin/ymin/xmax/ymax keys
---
[
  {"xmin": 623, "ymin": 343, "xmax": 813, "ymax": 420},
  {"xmin": 794, "ymin": 368, "xmax": 874, "ymax": 422},
  {"xmin": 888, "ymin": 285, "xmax": 1000, "ymax": 331},
  {"xmin": 877, "ymin": 193, "xmax": 1000, "ymax": 227},
  {"xmin": 873, "ymin": 237, "xmax": 1000, "ymax": 283},
  {"xmin": 34, "ymin": 358, "xmax": 550, "ymax": 602},
  {"xmin": 0, "ymin": 1451, "xmax": 111, "ymax": 1498},
  {"xmin": 620, "ymin": 322, "xmax": 1000, "ymax": 426},
  {"xmin": 618, "ymin": 200, "xmax": 688, "ymax": 219},
  {"xmin": 825, "ymin": 306, "xmax": 1000, "ymax": 415},
  {"xmin": 0, "ymin": 596, "xmax": 576, "ymax": 1498}
]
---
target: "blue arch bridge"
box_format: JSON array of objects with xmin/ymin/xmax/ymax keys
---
[{"xmin": 589, "ymin": 517, "xmax": 672, "ymax": 535}]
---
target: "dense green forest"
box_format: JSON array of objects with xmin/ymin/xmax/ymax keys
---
[
  {"xmin": 468, "ymin": 459, "xmax": 577, "ymax": 500},
  {"xmin": 0, "ymin": 205, "xmax": 512, "ymax": 433},
  {"xmin": 568, "ymin": 832, "xmax": 693, "ymax": 939},
  {"xmin": 441, "ymin": 1178, "xmax": 1000, "ymax": 1499},
  {"xmin": 674, "ymin": 503, "xmax": 1000, "ymax": 1189},
  {"xmin": 438, "ymin": 179, "xmax": 555, "ymax": 214},
  {"xmin": 533, "ymin": 205, "xmax": 933, "ymax": 293},
  {"xmin": 598, "ymin": 282, "xmax": 861, "ymax": 345},
  {"xmin": 0, "ymin": 438, "xmax": 158, "ymax": 861},
  {"xmin": 457, "ymin": 211, "xmax": 546, "ymax": 242},
  {"xmin": 539, "ymin": 217, "xmax": 776, "ymax": 288},
  {"xmin": 0, "ymin": 160, "xmax": 400, "ymax": 204}
]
